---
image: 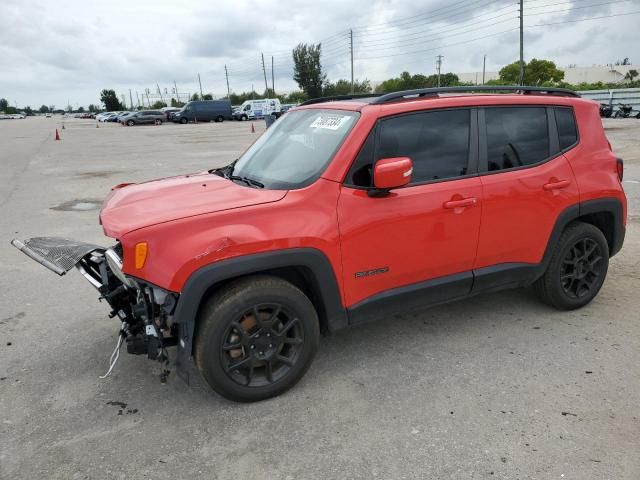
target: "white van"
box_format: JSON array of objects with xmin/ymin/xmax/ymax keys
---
[{"xmin": 233, "ymin": 98, "xmax": 281, "ymax": 121}]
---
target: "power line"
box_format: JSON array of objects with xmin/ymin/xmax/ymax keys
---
[
  {"xmin": 529, "ymin": 8, "xmax": 640, "ymax": 25},
  {"xmin": 525, "ymin": 0, "xmax": 632, "ymax": 16},
  {"xmin": 354, "ymin": 15, "xmax": 518, "ymax": 51},
  {"xmin": 353, "ymin": 0, "xmax": 511, "ymax": 37},
  {"xmin": 351, "ymin": 0, "xmax": 500, "ymax": 31}
]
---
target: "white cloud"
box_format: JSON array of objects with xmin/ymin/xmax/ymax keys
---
[{"xmin": 1, "ymin": 0, "xmax": 639, "ymax": 108}]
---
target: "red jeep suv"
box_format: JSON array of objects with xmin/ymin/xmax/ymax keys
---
[{"xmin": 13, "ymin": 86, "xmax": 626, "ymax": 402}]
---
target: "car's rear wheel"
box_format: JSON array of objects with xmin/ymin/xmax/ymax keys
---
[
  {"xmin": 180, "ymin": 117, "xmax": 188, "ymax": 124},
  {"xmin": 154, "ymin": 119, "xmax": 162, "ymax": 125},
  {"xmin": 126, "ymin": 120, "xmax": 134, "ymax": 126},
  {"xmin": 535, "ymin": 222, "xmax": 609, "ymax": 310},
  {"xmin": 194, "ymin": 275, "xmax": 320, "ymax": 402},
  {"xmin": 215, "ymin": 115, "xmax": 224, "ymax": 122}
]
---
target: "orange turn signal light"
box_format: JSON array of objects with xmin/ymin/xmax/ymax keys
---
[{"xmin": 135, "ymin": 242, "xmax": 148, "ymax": 269}]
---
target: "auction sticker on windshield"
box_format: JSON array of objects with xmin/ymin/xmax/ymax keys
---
[{"xmin": 309, "ymin": 114, "xmax": 351, "ymax": 130}]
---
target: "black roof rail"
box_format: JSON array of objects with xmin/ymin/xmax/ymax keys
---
[
  {"xmin": 299, "ymin": 93, "xmax": 383, "ymax": 106},
  {"xmin": 370, "ymin": 85, "xmax": 580, "ymax": 104}
]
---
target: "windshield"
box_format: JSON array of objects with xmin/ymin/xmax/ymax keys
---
[{"xmin": 231, "ymin": 109, "xmax": 359, "ymax": 189}]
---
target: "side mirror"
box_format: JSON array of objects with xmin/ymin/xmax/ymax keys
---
[{"xmin": 370, "ymin": 157, "xmax": 413, "ymax": 197}]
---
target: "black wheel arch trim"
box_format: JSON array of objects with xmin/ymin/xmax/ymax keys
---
[{"xmin": 172, "ymin": 248, "xmax": 347, "ymax": 382}]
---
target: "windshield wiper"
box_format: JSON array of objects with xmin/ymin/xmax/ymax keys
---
[
  {"xmin": 210, "ymin": 159, "xmax": 238, "ymax": 178},
  {"xmin": 229, "ymin": 175, "xmax": 265, "ymax": 188}
]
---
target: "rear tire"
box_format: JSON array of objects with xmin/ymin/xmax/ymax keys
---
[
  {"xmin": 180, "ymin": 117, "xmax": 188, "ymax": 124},
  {"xmin": 215, "ymin": 115, "xmax": 224, "ymax": 122},
  {"xmin": 154, "ymin": 119, "xmax": 162, "ymax": 125},
  {"xmin": 535, "ymin": 222, "xmax": 609, "ymax": 310},
  {"xmin": 194, "ymin": 275, "xmax": 320, "ymax": 402},
  {"xmin": 126, "ymin": 120, "xmax": 134, "ymax": 126}
]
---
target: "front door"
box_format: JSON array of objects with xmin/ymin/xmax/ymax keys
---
[{"xmin": 337, "ymin": 108, "xmax": 482, "ymax": 318}]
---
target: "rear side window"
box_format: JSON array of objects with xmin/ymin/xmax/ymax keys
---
[
  {"xmin": 376, "ymin": 109, "xmax": 470, "ymax": 183},
  {"xmin": 485, "ymin": 107, "xmax": 549, "ymax": 171},
  {"xmin": 555, "ymin": 107, "xmax": 578, "ymax": 150}
]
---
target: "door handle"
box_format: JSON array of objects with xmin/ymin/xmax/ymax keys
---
[
  {"xmin": 443, "ymin": 197, "xmax": 477, "ymax": 209},
  {"xmin": 543, "ymin": 179, "xmax": 570, "ymax": 191}
]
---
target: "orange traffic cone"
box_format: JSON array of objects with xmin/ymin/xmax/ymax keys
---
[
  {"xmin": 251, "ymin": 122, "xmax": 255, "ymax": 133},
  {"xmin": 55, "ymin": 129, "xmax": 60, "ymax": 141}
]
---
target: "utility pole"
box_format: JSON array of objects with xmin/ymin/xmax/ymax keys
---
[
  {"xmin": 156, "ymin": 83, "xmax": 164, "ymax": 104},
  {"xmin": 136, "ymin": 91, "xmax": 141, "ymax": 108},
  {"xmin": 224, "ymin": 65, "xmax": 231, "ymax": 99},
  {"xmin": 350, "ymin": 29, "xmax": 354, "ymax": 94},
  {"xmin": 482, "ymin": 54, "xmax": 487, "ymax": 85},
  {"xmin": 519, "ymin": 0, "xmax": 524, "ymax": 85},
  {"xmin": 261, "ymin": 53, "xmax": 269, "ymax": 94},
  {"xmin": 271, "ymin": 56, "xmax": 275, "ymax": 96},
  {"xmin": 129, "ymin": 89, "xmax": 133, "ymax": 109},
  {"xmin": 197, "ymin": 73, "xmax": 203, "ymax": 98},
  {"xmin": 436, "ymin": 55, "xmax": 443, "ymax": 87},
  {"xmin": 173, "ymin": 80, "xmax": 179, "ymax": 104},
  {"xmin": 251, "ymin": 83, "xmax": 255, "ymax": 100}
]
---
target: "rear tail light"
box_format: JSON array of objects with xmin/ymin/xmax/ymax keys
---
[{"xmin": 616, "ymin": 158, "xmax": 624, "ymax": 182}]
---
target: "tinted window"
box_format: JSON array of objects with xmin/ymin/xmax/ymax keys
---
[
  {"xmin": 485, "ymin": 107, "xmax": 549, "ymax": 171},
  {"xmin": 555, "ymin": 107, "xmax": 578, "ymax": 150},
  {"xmin": 376, "ymin": 109, "xmax": 470, "ymax": 183}
]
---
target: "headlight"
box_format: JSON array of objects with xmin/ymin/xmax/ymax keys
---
[{"xmin": 105, "ymin": 247, "xmax": 134, "ymax": 288}]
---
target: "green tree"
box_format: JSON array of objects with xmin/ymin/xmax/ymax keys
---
[
  {"xmin": 88, "ymin": 104, "xmax": 97, "ymax": 112},
  {"xmin": 24, "ymin": 106, "xmax": 34, "ymax": 116},
  {"xmin": 100, "ymin": 89, "xmax": 125, "ymax": 111},
  {"xmin": 282, "ymin": 91, "xmax": 307, "ymax": 104},
  {"xmin": 625, "ymin": 69, "xmax": 639, "ymax": 82},
  {"xmin": 0, "ymin": 98, "xmax": 8, "ymax": 111},
  {"xmin": 292, "ymin": 43, "xmax": 325, "ymax": 99},
  {"xmin": 323, "ymin": 79, "xmax": 371, "ymax": 96},
  {"xmin": 375, "ymin": 71, "xmax": 461, "ymax": 93},
  {"xmin": 499, "ymin": 59, "xmax": 564, "ymax": 85},
  {"xmin": 151, "ymin": 101, "xmax": 167, "ymax": 109},
  {"xmin": 201, "ymin": 93, "xmax": 213, "ymax": 100},
  {"xmin": 77, "ymin": 106, "xmax": 85, "ymax": 113},
  {"xmin": 5, "ymin": 106, "xmax": 17, "ymax": 114},
  {"xmin": 191, "ymin": 93, "xmax": 200, "ymax": 101},
  {"xmin": 170, "ymin": 98, "xmax": 185, "ymax": 107},
  {"xmin": 39, "ymin": 105, "xmax": 49, "ymax": 113}
]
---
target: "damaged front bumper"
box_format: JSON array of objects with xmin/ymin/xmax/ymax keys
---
[{"xmin": 11, "ymin": 237, "xmax": 179, "ymax": 380}]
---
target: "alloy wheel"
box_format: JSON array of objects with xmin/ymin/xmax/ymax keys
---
[
  {"xmin": 221, "ymin": 303, "xmax": 304, "ymax": 387},
  {"xmin": 560, "ymin": 238, "xmax": 603, "ymax": 299}
]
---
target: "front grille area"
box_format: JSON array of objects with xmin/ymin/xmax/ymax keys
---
[{"xmin": 11, "ymin": 237, "xmax": 103, "ymax": 275}]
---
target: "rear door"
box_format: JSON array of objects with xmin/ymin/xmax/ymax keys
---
[
  {"xmin": 474, "ymin": 105, "xmax": 579, "ymax": 283},
  {"xmin": 338, "ymin": 108, "xmax": 482, "ymax": 314}
]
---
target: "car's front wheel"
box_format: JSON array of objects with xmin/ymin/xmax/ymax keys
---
[
  {"xmin": 126, "ymin": 120, "xmax": 134, "ymax": 126},
  {"xmin": 154, "ymin": 119, "xmax": 162, "ymax": 125},
  {"xmin": 180, "ymin": 117, "xmax": 188, "ymax": 124},
  {"xmin": 535, "ymin": 221, "xmax": 609, "ymax": 310},
  {"xmin": 194, "ymin": 275, "xmax": 320, "ymax": 402}
]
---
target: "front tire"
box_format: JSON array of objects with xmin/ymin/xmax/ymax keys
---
[
  {"xmin": 194, "ymin": 275, "xmax": 320, "ymax": 402},
  {"xmin": 126, "ymin": 120, "xmax": 134, "ymax": 126},
  {"xmin": 180, "ymin": 117, "xmax": 188, "ymax": 124},
  {"xmin": 535, "ymin": 222, "xmax": 609, "ymax": 310},
  {"xmin": 154, "ymin": 119, "xmax": 162, "ymax": 125}
]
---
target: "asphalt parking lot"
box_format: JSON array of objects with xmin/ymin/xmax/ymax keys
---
[{"xmin": 1, "ymin": 116, "xmax": 639, "ymax": 479}]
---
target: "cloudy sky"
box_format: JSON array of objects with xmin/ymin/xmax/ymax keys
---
[{"xmin": 1, "ymin": 0, "xmax": 639, "ymax": 109}]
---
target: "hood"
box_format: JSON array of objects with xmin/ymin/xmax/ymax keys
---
[{"xmin": 100, "ymin": 171, "xmax": 287, "ymax": 238}]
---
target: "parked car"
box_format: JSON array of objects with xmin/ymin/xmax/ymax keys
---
[
  {"xmin": 96, "ymin": 112, "xmax": 113, "ymax": 121},
  {"xmin": 172, "ymin": 100, "xmax": 232, "ymax": 123},
  {"xmin": 45, "ymin": 113, "xmax": 52, "ymax": 118},
  {"xmin": 233, "ymin": 98, "xmax": 282, "ymax": 120},
  {"xmin": 12, "ymin": 86, "xmax": 626, "ymax": 402},
  {"xmin": 160, "ymin": 107, "xmax": 181, "ymax": 121},
  {"xmin": 122, "ymin": 110, "xmax": 165, "ymax": 126}
]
